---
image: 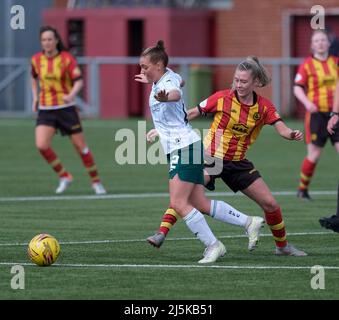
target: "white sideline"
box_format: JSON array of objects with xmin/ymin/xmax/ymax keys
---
[
  {"xmin": 0, "ymin": 231, "xmax": 333, "ymax": 247},
  {"xmin": 0, "ymin": 261, "xmax": 338, "ymax": 270},
  {"xmin": 0, "ymin": 190, "xmax": 336, "ymax": 202},
  {"xmin": 0, "ymin": 231, "xmax": 336, "ymax": 270}
]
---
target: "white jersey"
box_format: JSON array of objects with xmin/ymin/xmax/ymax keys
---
[{"xmin": 149, "ymin": 68, "xmax": 200, "ymax": 155}]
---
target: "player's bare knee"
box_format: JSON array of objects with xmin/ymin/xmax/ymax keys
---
[
  {"xmin": 171, "ymin": 201, "xmax": 187, "ymax": 217},
  {"xmin": 262, "ymin": 200, "xmax": 279, "ymax": 213},
  {"xmin": 35, "ymin": 142, "xmax": 50, "ymax": 152}
]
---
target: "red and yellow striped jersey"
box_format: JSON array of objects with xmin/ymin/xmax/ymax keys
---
[
  {"xmin": 294, "ymin": 55, "xmax": 339, "ymax": 112},
  {"xmin": 200, "ymin": 89, "xmax": 281, "ymax": 161},
  {"xmin": 31, "ymin": 51, "xmax": 82, "ymax": 109}
]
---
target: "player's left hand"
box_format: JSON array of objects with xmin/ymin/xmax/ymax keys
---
[
  {"xmin": 327, "ymin": 115, "xmax": 339, "ymax": 135},
  {"xmin": 154, "ymin": 90, "xmax": 169, "ymax": 102},
  {"xmin": 290, "ymin": 130, "xmax": 303, "ymax": 141}
]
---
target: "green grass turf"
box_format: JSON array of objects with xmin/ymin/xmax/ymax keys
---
[{"xmin": 0, "ymin": 118, "xmax": 338, "ymax": 300}]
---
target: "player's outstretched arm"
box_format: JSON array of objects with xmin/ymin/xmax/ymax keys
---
[
  {"xmin": 187, "ymin": 107, "xmax": 201, "ymax": 121},
  {"xmin": 274, "ymin": 120, "xmax": 303, "ymax": 141},
  {"xmin": 154, "ymin": 89, "xmax": 181, "ymax": 102}
]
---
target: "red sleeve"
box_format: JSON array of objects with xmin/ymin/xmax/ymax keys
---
[
  {"xmin": 198, "ymin": 91, "xmax": 223, "ymax": 113},
  {"xmin": 294, "ymin": 59, "xmax": 308, "ymax": 87},
  {"xmin": 264, "ymin": 103, "xmax": 282, "ymax": 125},
  {"xmin": 66, "ymin": 53, "xmax": 82, "ymax": 80}
]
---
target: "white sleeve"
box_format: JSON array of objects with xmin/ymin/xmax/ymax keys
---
[
  {"xmin": 162, "ymin": 75, "xmax": 182, "ymax": 96},
  {"xmin": 173, "ymin": 72, "xmax": 183, "ymax": 84}
]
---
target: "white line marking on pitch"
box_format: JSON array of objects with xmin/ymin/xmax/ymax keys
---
[
  {"xmin": 0, "ymin": 261, "xmax": 338, "ymax": 270},
  {"xmin": 0, "ymin": 190, "xmax": 336, "ymax": 202},
  {"xmin": 0, "ymin": 231, "xmax": 333, "ymax": 247}
]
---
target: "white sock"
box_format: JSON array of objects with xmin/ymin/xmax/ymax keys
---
[
  {"xmin": 183, "ymin": 208, "xmax": 217, "ymax": 247},
  {"xmin": 210, "ymin": 200, "xmax": 249, "ymax": 227}
]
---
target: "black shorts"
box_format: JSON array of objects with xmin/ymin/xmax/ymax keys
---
[
  {"xmin": 306, "ymin": 112, "xmax": 339, "ymax": 147},
  {"xmin": 36, "ymin": 106, "xmax": 83, "ymax": 136},
  {"xmin": 205, "ymin": 157, "xmax": 261, "ymax": 193}
]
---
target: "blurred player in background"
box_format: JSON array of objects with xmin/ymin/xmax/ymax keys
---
[
  {"xmin": 319, "ymin": 79, "xmax": 339, "ymax": 232},
  {"xmin": 294, "ymin": 30, "xmax": 339, "ymax": 200},
  {"xmin": 31, "ymin": 26, "xmax": 106, "ymax": 195},
  {"xmin": 135, "ymin": 41, "xmax": 264, "ymax": 263},
  {"xmin": 147, "ymin": 56, "xmax": 307, "ymax": 256},
  {"xmin": 327, "ymin": 27, "xmax": 339, "ymax": 57}
]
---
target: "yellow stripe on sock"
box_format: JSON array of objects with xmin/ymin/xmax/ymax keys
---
[
  {"xmin": 300, "ymin": 173, "xmax": 311, "ymax": 181},
  {"xmin": 160, "ymin": 222, "xmax": 173, "ymax": 229},
  {"xmin": 166, "ymin": 208, "xmax": 179, "ymax": 219},
  {"xmin": 299, "ymin": 182, "xmax": 308, "ymax": 189},
  {"xmin": 273, "ymin": 235, "xmax": 287, "ymax": 242},
  {"xmin": 86, "ymin": 165, "xmax": 97, "ymax": 172},
  {"xmin": 50, "ymin": 158, "xmax": 60, "ymax": 167},
  {"xmin": 269, "ymin": 221, "xmax": 285, "ymax": 231}
]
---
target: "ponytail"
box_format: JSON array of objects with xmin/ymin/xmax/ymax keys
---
[{"xmin": 236, "ymin": 56, "xmax": 271, "ymax": 87}]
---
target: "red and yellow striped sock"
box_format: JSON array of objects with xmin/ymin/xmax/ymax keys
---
[
  {"xmin": 265, "ymin": 207, "xmax": 287, "ymax": 248},
  {"xmin": 79, "ymin": 148, "xmax": 100, "ymax": 184},
  {"xmin": 39, "ymin": 148, "xmax": 68, "ymax": 178},
  {"xmin": 158, "ymin": 207, "xmax": 180, "ymax": 236},
  {"xmin": 298, "ymin": 158, "xmax": 316, "ymax": 191}
]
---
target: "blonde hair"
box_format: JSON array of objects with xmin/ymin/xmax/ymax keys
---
[
  {"xmin": 311, "ymin": 29, "xmax": 329, "ymax": 40},
  {"xmin": 235, "ymin": 56, "xmax": 271, "ymax": 88}
]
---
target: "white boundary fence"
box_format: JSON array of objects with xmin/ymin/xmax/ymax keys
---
[{"xmin": 0, "ymin": 57, "xmax": 302, "ymax": 117}]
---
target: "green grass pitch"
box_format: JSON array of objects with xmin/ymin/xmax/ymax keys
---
[{"xmin": 0, "ymin": 118, "xmax": 338, "ymax": 300}]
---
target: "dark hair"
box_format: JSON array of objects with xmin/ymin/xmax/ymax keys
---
[
  {"xmin": 39, "ymin": 26, "xmax": 66, "ymax": 52},
  {"xmin": 235, "ymin": 56, "xmax": 271, "ymax": 88},
  {"xmin": 141, "ymin": 40, "xmax": 169, "ymax": 67}
]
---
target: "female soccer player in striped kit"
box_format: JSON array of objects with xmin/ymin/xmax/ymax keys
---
[
  {"xmin": 31, "ymin": 26, "xmax": 106, "ymax": 195},
  {"xmin": 147, "ymin": 56, "xmax": 307, "ymax": 256},
  {"xmin": 294, "ymin": 30, "xmax": 339, "ymax": 200},
  {"xmin": 135, "ymin": 41, "xmax": 265, "ymax": 263}
]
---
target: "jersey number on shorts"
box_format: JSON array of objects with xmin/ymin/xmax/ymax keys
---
[{"xmin": 170, "ymin": 155, "xmax": 180, "ymax": 171}]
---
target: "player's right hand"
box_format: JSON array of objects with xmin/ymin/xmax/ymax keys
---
[
  {"xmin": 134, "ymin": 73, "xmax": 149, "ymax": 84},
  {"xmin": 290, "ymin": 129, "xmax": 303, "ymax": 141},
  {"xmin": 146, "ymin": 129, "xmax": 159, "ymax": 142}
]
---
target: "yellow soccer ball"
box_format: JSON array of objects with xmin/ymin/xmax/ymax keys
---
[{"xmin": 27, "ymin": 234, "xmax": 60, "ymax": 266}]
